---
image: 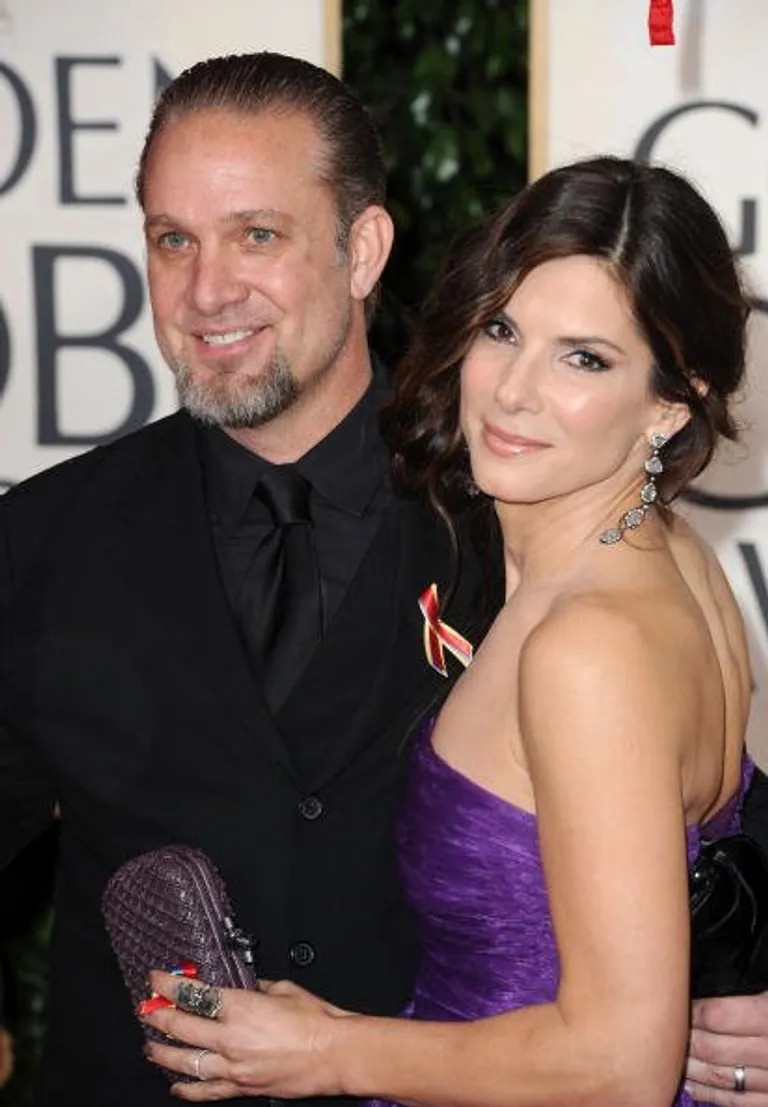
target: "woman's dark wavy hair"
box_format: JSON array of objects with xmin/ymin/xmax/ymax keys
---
[{"xmin": 382, "ymin": 156, "xmax": 749, "ymax": 527}]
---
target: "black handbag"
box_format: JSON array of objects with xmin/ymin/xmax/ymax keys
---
[{"xmin": 690, "ymin": 833, "xmax": 768, "ymax": 998}]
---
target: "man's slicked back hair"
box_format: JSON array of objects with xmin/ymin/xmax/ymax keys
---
[{"xmin": 136, "ymin": 51, "xmax": 386, "ymax": 247}]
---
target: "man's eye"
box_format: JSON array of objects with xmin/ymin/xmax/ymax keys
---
[
  {"xmin": 484, "ymin": 317, "xmax": 515, "ymax": 343},
  {"xmin": 157, "ymin": 231, "xmax": 188, "ymax": 250},
  {"xmin": 247, "ymin": 228, "xmax": 276, "ymax": 245}
]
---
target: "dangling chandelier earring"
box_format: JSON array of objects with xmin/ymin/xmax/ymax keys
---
[{"xmin": 599, "ymin": 432, "xmax": 668, "ymax": 545}]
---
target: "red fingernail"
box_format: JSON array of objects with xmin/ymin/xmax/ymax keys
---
[{"xmin": 137, "ymin": 994, "xmax": 176, "ymax": 1016}]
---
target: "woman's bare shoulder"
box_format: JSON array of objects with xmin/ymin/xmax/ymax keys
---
[
  {"xmin": 667, "ymin": 513, "xmax": 753, "ymax": 703},
  {"xmin": 667, "ymin": 515, "xmax": 750, "ymax": 648},
  {"xmin": 520, "ymin": 586, "xmax": 683, "ymax": 688},
  {"xmin": 515, "ymin": 586, "xmax": 700, "ymax": 783},
  {"xmin": 668, "ymin": 514, "xmax": 735, "ymax": 597}
]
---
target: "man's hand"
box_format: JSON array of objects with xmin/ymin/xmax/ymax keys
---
[{"xmin": 686, "ymin": 993, "xmax": 768, "ymax": 1104}]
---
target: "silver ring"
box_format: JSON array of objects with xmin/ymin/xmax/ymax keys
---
[
  {"xmin": 175, "ymin": 980, "xmax": 223, "ymax": 1020},
  {"xmin": 193, "ymin": 1048, "xmax": 213, "ymax": 1081},
  {"xmin": 733, "ymin": 1065, "xmax": 747, "ymax": 1094}
]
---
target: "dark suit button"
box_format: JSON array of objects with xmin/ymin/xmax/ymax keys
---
[
  {"xmin": 288, "ymin": 941, "xmax": 315, "ymax": 967},
  {"xmin": 298, "ymin": 796, "xmax": 323, "ymax": 821}
]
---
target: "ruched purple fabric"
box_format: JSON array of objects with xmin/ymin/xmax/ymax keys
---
[{"xmin": 367, "ymin": 719, "xmax": 753, "ymax": 1107}]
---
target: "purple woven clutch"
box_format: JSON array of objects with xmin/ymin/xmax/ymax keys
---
[{"xmin": 102, "ymin": 845, "xmax": 258, "ymax": 1078}]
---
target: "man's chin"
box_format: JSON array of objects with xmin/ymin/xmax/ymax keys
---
[
  {"xmin": 215, "ymin": 410, "xmax": 278, "ymax": 431},
  {"xmin": 179, "ymin": 395, "xmax": 283, "ymax": 430},
  {"xmin": 175, "ymin": 371, "xmax": 299, "ymax": 431}
]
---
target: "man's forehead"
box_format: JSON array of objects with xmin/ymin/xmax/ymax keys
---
[
  {"xmin": 162, "ymin": 103, "xmax": 324, "ymax": 148},
  {"xmin": 139, "ymin": 104, "xmax": 339, "ymax": 228},
  {"xmin": 143, "ymin": 105, "xmax": 330, "ymax": 189}
]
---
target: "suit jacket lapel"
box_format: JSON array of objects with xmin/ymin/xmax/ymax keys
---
[
  {"xmin": 96, "ymin": 414, "xmax": 297, "ymax": 781},
  {"xmin": 398, "ymin": 499, "xmax": 497, "ymax": 674},
  {"xmin": 280, "ymin": 495, "xmax": 489, "ymax": 791}
]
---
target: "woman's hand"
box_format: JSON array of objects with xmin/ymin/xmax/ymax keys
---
[{"xmin": 139, "ymin": 971, "xmax": 353, "ymax": 1101}]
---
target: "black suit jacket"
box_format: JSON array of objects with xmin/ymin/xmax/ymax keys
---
[{"xmin": 0, "ymin": 412, "xmax": 493, "ymax": 1107}]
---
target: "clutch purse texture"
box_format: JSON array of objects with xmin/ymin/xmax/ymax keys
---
[
  {"xmin": 102, "ymin": 844, "xmax": 258, "ymax": 1077},
  {"xmin": 690, "ymin": 833, "xmax": 768, "ymax": 998}
]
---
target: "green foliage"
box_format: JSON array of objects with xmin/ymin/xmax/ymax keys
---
[
  {"xmin": 343, "ymin": 0, "xmax": 529, "ymax": 360},
  {"xmin": 0, "ymin": 909, "xmax": 52, "ymax": 1107}
]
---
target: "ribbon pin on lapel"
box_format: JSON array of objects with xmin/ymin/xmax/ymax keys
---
[{"xmin": 419, "ymin": 584, "xmax": 474, "ymax": 678}]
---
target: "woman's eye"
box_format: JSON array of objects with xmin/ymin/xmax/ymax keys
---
[
  {"xmin": 484, "ymin": 317, "xmax": 515, "ymax": 343},
  {"xmin": 568, "ymin": 348, "xmax": 610, "ymax": 372},
  {"xmin": 247, "ymin": 227, "xmax": 276, "ymax": 245}
]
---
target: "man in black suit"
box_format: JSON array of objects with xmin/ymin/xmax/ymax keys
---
[
  {"xmin": 0, "ymin": 50, "xmax": 766, "ymax": 1107},
  {"xmin": 0, "ymin": 52, "xmax": 491, "ymax": 1107}
]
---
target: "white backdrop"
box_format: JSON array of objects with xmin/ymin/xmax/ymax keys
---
[
  {"xmin": 0, "ymin": 0, "xmax": 339, "ymax": 489},
  {"xmin": 531, "ymin": 0, "xmax": 768, "ymax": 764}
]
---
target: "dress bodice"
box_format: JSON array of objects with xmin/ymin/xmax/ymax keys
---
[{"xmin": 381, "ymin": 718, "xmax": 754, "ymax": 1107}]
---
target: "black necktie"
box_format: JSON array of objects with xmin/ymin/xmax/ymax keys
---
[{"xmin": 239, "ymin": 466, "xmax": 322, "ymax": 712}]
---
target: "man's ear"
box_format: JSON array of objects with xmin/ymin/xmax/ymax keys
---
[{"xmin": 347, "ymin": 205, "xmax": 394, "ymax": 301}]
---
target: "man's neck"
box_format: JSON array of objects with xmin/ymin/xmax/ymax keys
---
[{"xmin": 225, "ymin": 356, "xmax": 373, "ymax": 464}]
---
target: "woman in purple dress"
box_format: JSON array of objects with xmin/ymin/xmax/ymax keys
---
[{"xmin": 143, "ymin": 157, "xmax": 753, "ymax": 1107}]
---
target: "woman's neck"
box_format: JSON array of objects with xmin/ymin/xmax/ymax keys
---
[{"xmin": 495, "ymin": 475, "xmax": 661, "ymax": 597}]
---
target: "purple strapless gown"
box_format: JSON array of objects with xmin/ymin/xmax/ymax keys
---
[{"xmin": 369, "ymin": 719, "xmax": 754, "ymax": 1107}]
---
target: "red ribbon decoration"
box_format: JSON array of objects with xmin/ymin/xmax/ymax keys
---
[
  {"xmin": 649, "ymin": 0, "xmax": 675, "ymax": 45},
  {"xmin": 419, "ymin": 584, "xmax": 474, "ymax": 678}
]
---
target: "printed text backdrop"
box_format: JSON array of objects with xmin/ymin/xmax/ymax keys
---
[{"xmin": 0, "ymin": 0, "xmax": 339, "ymax": 487}]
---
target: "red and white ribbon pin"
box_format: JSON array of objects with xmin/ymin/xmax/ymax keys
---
[{"xmin": 419, "ymin": 583, "xmax": 474, "ymax": 677}]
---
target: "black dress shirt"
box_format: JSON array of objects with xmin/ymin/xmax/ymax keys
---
[{"xmin": 198, "ymin": 380, "xmax": 392, "ymax": 652}]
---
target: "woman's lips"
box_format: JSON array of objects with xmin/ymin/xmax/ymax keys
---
[{"xmin": 482, "ymin": 423, "xmax": 550, "ymax": 458}]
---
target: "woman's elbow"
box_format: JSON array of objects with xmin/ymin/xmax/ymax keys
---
[
  {"xmin": 585, "ymin": 1029, "xmax": 687, "ymax": 1107},
  {"xmin": 561, "ymin": 1006, "xmax": 687, "ymax": 1107}
]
